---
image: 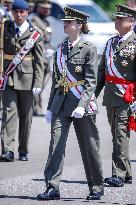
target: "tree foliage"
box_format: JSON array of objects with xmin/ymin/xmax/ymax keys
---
[{"xmin": 93, "ymin": 0, "xmax": 125, "ymax": 18}]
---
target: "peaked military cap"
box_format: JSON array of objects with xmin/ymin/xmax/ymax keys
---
[
  {"xmin": 115, "ymin": 4, "xmax": 136, "ymax": 18},
  {"xmin": 12, "ymin": 0, "xmax": 29, "ymax": 10},
  {"xmin": 61, "ymin": 6, "xmax": 89, "ymax": 22},
  {"xmin": 37, "ymin": 0, "xmax": 52, "ymax": 9}
]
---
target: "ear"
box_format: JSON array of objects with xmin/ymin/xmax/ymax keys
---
[
  {"xmin": 26, "ymin": 10, "xmax": 29, "ymax": 15},
  {"xmin": 77, "ymin": 23, "xmax": 82, "ymax": 29},
  {"xmin": 26, "ymin": 11, "xmax": 29, "ymax": 17}
]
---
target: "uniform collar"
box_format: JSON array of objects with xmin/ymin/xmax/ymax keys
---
[
  {"xmin": 114, "ymin": 31, "xmax": 135, "ymax": 54},
  {"xmin": 14, "ymin": 20, "xmax": 29, "ymax": 36},
  {"xmin": 68, "ymin": 36, "xmax": 81, "ymax": 48},
  {"xmin": 118, "ymin": 30, "xmax": 133, "ymax": 42}
]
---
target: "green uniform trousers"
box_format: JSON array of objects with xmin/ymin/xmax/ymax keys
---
[
  {"xmin": 44, "ymin": 112, "xmax": 104, "ymax": 193},
  {"xmin": 106, "ymin": 105, "xmax": 132, "ymax": 180},
  {"xmin": 1, "ymin": 85, "xmax": 33, "ymax": 154}
]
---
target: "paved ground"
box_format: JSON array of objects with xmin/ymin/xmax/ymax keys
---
[{"xmin": 0, "ymin": 81, "xmax": 136, "ymax": 205}]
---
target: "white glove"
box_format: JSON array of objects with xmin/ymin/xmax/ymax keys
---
[
  {"xmin": 72, "ymin": 106, "xmax": 85, "ymax": 118},
  {"xmin": 45, "ymin": 110, "xmax": 52, "ymax": 123},
  {"xmin": 32, "ymin": 88, "xmax": 41, "ymax": 96},
  {"xmin": 130, "ymin": 101, "xmax": 136, "ymax": 112}
]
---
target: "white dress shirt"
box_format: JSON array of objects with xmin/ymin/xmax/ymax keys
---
[{"xmin": 14, "ymin": 20, "xmax": 29, "ymax": 37}]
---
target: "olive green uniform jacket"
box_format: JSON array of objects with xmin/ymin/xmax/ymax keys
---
[
  {"xmin": 95, "ymin": 31, "xmax": 136, "ymax": 179},
  {"xmin": 47, "ymin": 38, "xmax": 98, "ymax": 116},
  {"xmin": 0, "ymin": 20, "xmax": 44, "ymax": 155},
  {"xmin": 44, "ymin": 38, "xmax": 104, "ymax": 194}
]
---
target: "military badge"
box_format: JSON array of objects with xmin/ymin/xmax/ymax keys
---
[
  {"xmin": 113, "ymin": 55, "xmax": 117, "ymax": 61},
  {"xmin": 119, "ymin": 42, "xmax": 135, "ymax": 60},
  {"xmin": 75, "ymin": 65, "xmax": 82, "ymax": 73},
  {"xmin": 130, "ymin": 55, "xmax": 134, "ymax": 60},
  {"xmin": 121, "ymin": 60, "xmax": 128, "ymax": 67}
]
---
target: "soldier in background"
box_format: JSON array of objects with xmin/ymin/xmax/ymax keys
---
[
  {"xmin": 30, "ymin": 0, "xmax": 53, "ymax": 116},
  {"xmin": 0, "ymin": 0, "xmax": 44, "ymax": 162},
  {"xmin": 26, "ymin": 0, "xmax": 35, "ymax": 14},
  {"xmin": 0, "ymin": 0, "xmax": 14, "ymax": 21},
  {"xmin": 95, "ymin": 5, "xmax": 136, "ymax": 187}
]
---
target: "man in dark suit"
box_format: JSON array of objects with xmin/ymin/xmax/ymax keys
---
[
  {"xmin": 0, "ymin": 0, "xmax": 44, "ymax": 162},
  {"xmin": 37, "ymin": 6, "xmax": 104, "ymax": 201},
  {"xmin": 95, "ymin": 5, "xmax": 136, "ymax": 187}
]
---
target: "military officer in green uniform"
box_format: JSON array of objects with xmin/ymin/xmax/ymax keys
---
[
  {"xmin": 0, "ymin": 0, "xmax": 44, "ymax": 162},
  {"xmin": 30, "ymin": 0, "xmax": 52, "ymax": 116},
  {"xmin": 26, "ymin": 0, "xmax": 35, "ymax": 14},
  {"xmin": 37, "ymin": 6, "xmax": 104, "ymax": 201},
  {"xmin": 0, "ymin": 0, "xmax": 13, "ymax": 113},
  {"xmin": 95, "ymin": 5, "xmax": 136, "ymax": 186}
]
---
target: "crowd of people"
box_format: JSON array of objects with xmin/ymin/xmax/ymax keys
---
[{"xmin": 0, "ymin": 0, "xmax": 136, "ymax": 201}]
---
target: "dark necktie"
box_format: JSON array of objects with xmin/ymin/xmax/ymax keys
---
[
  {"xmin": 15, "ymin": 27, "xmax": 20, "ymax": 38},
  {"xmin": 68, "ymin": 43, "xmax": 73, "ymax": 53}
]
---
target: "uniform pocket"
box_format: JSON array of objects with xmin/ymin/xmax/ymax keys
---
[
  {"xmin": 21, "ymin": 67, "xmax": 33, "ymax": 74},
  {"xmin": 21, "ymin": 61, "xmax": 33, "ymax": 74}
]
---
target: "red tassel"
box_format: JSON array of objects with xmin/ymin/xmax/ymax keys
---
[
  {"xmin": 124, "ymin": 84, "xmax": 135, "ymax": 103},
  {"xmin": 127, "ymin": 116, "xmax": 136, "ymax": 131}
]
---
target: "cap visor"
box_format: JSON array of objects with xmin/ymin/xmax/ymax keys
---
[
  {"xmin": 112, "ymin": 14, "xmax": 129, "ymax": 17},
  {"xmin": 61, "ymin": 18, "xmax": 76, "ymax": 21}
]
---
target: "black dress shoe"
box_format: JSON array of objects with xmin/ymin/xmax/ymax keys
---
[
  {"xmin": 104, "ymin": 176, "xmax": 124, "ymax": 187},
  {"xmin": 125, "ymin": 176, "xmax": 132, "ymax": 184},
  {"xmin": 0, "ymin": 151, "xmax": 14, "ymax": 162},
  {"xmin": 86, "ymin": 192, "xmax": 102, "ymax": 200},
  {"xmin": 19, "ymin": 153, "xmax": 28, "ymax": 161},
  {"xmin": 37, "ymin": 188, "xmax": 60, "ymax": 200}
]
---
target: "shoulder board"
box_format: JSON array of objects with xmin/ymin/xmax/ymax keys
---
[
  {"xmin": 31, "ymin": 16, "xmax": 47, "ymax": 31},
  {"xmin": 33, "ymin": 25, "xmax": 43, "ymax": 35},
  {"xmin": 83, "ymin": 41, "xmax": 92, "ymax": 46}
]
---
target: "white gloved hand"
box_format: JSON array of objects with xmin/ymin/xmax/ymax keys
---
[
  {"xmin": 72, "ymin": 106, "xmax": 85, "ymax": 118},
  {"xmin": 45, "ymin": 110, "xmax": 52, "ymax": 123},
  {"xmin": 130, "ymin": 101, "xmax": 136, "ymax": 112},
  {"xmin": 32, "ymin": 88, "xmax": 41, "ymax": 96}
]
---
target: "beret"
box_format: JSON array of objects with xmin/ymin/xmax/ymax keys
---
[{"xmin": 12, "ymin": 0, "xmax": 29, "ymax": 10}]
